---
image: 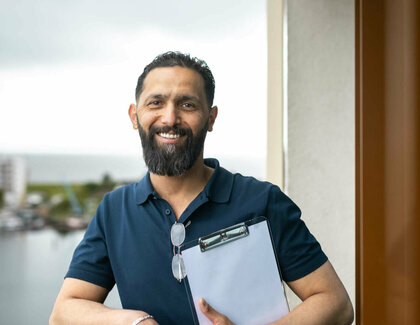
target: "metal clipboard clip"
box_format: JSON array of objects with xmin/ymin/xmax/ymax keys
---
[{"xmin": 199, "ymin": 223, "xmax": 249, "ymax": 252}]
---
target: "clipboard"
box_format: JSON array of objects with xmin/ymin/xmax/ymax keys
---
[{"xmin": 181, "ymin": 216, "xmax": 290, "ymax": 325}]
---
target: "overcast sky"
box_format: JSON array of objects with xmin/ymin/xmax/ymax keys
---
[{"xmin": 0, "ymin": 0, "xmax": 267, "ymax": 171}]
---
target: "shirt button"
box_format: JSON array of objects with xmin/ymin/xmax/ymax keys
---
[{"xmin": 165, "ymin": 209, "xmax": 171, "ymax": 215}]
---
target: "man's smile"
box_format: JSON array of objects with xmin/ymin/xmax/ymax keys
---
[
  {"xmin": 158, "ymin": 132, "xmax": 182, "ymax": 139},
  {"xmin": 151, "ymin": 126, "xmax": 190, "ymax": 146}
]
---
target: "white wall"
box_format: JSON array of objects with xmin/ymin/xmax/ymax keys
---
[{"xmin": 285, "ymin": 0, "xmax": 355, "ymax": 312}]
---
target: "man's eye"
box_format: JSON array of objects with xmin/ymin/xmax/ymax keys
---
[
  {"xmin": 149, "ymin": 100, "xmax": 161, "ymax": 106},
  {"xmin": 182, "ymin": 102, "xmax": 194, "ymax": 108}
]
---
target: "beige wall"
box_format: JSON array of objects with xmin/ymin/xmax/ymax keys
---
[
  {"xmin": 266, "ymin": 0, "xmax": 284, "ymax": 189},
  {"xmin": 267, "ymin": 0, "xmax": 355, "ymax": 313}
]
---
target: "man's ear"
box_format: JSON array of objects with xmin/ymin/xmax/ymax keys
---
[
  {"xmin": 128, "ymin": 104, "xmax": 138, "ymax": 129},
  {"xmin": 208, "ymin": 106, "xmax": 218, "ymax": 132}
]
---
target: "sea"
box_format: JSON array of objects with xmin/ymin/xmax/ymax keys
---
[
  {"xmin": 0, "ymin": 153, "xmax": 147, "ymax": 184},
  {"xmin": 0, "ymin": 229, "xmax": 122, "ymax": 325},
  {"xmin": 0, "ymin": 153, "xmax": 265, "ymax": 184}
]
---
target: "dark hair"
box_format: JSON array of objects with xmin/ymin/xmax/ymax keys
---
[{"xmin": 135, "ymin": 51, "xmax": 215, "ymax": 108}]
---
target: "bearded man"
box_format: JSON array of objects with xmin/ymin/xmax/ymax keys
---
[{"xmin": 50, "ymin": 52, "xmax": 353, "ymax": 325}]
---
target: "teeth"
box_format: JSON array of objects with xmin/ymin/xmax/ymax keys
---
[{"xmin": 159, "ymin": 133, "xmax": 181, "ymax": 139}]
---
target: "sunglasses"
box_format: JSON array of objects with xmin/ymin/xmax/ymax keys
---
[{"xmin": 170, "ymin": 221, "xmax": 187, "ymax": 282}]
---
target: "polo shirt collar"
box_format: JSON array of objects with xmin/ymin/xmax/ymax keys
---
[
  {"xmin": 135, "ymin": 158, "xmax": 234, "ymax": 205},
  {"xmin": 135, "ymin": 172, "xmax": 155, "ymax": 205},
  {"xmin": 203, "ymin": 158, "xmax": 234, "ymax": 203}
]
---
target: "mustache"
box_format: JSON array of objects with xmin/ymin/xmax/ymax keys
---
[{"xmin": 148, "ymin": 125, "xmax": 191, "ymax": 137}]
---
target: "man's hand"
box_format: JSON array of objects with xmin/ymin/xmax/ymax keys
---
[{"xmin": 199, "ymin": 298, "xmax": 235, "ymax": 325}]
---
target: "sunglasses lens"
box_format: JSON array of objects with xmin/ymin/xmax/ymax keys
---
[
  {"xmin": 170, "ymin": 222, "xmax": 185, "ymax": 246},
  {"xmin": 171, "ymin": 253, "xmax": 186, "ymax": 281}
]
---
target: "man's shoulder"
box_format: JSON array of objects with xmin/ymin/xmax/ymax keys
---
[
  {"xmin": 228, "ymin": 169, "xmax": 277, "ymax": 191},
  {"xmin": 232, "ymin": 171, "xmax": 273, "ymax": 187},
  {"xmin": 102, "ymin": 181, "xmax": 138, "ymax": 203},
  {"xmin": 225, "ymin": 168, "xmax": 281, "ymax": 200},
  {"xmin": 93, "ymin": 182, "xmax": 139, "ymax": 222}
]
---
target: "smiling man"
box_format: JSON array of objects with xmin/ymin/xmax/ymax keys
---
[{"xmin": 50, "ymin": 52, "xmax": 353, "ymax": 325}]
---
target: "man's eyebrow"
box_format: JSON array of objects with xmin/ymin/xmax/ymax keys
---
[
  {"xmin": 175, "ymin": 94, "xmax": 201, "ymax": 102},
  {"xmin": 144, "ymin": 94, "xmax": 167, "ymax": 102}
]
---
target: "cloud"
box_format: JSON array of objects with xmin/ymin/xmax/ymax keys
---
[{"xmin": 0, "ymin": 0, "xmax": 265, "ymax": 67}]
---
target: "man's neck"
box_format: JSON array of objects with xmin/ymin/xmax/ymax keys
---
[{"xmin": 149, "ymin": 157, "xmax": 214, "ymax": 219}]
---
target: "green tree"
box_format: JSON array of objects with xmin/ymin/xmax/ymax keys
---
[
  {"xmin": 101, "ymin": 173, "xmax": 115, "ymax": 191},
  {"xmin": 85, "ymin": 182, "xmax": 100, "ymax": 194}
]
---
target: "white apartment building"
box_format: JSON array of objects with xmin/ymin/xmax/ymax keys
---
[{"xmin": 0, "ymin": 157, "xmax": 27, "ymax": 208}]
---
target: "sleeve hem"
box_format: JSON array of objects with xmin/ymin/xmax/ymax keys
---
[
  {"xmin": 65, "ymin": 267, "xmax": 115, "ymax": 290},
  {"xmin": 282, "ymin": 254, "xmax": 328, "ymax": 282}
]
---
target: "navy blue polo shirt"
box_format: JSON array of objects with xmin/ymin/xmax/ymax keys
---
[{"xmin": 66, "ymin": 158, "xmax": 327, "ymax": 324}]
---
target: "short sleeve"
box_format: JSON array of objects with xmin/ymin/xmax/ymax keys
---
[
  {"xmin": 266, "ymin": 186, "xmax": 328, "ymax": 282},
  {"xmin": 65, "ymin": 197, "xmax": 115, "ymax": 290}
]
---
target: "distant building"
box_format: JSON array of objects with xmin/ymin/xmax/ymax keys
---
[{"xmin": 0, "ymin": 157, "xmax": 27, "ymax": 209}]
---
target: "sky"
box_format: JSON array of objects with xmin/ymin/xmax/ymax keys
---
[{"xmin": 0, "ymin": 0, "xmax": 267, "ymax": 174}]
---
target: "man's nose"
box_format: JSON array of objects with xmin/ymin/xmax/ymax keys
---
[{"xmin": 161, "ymin": 103, "xmax": 180, "ymax": 126}]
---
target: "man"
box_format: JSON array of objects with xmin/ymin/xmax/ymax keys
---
[{"xmin": 50, "ymin": 52, "xmax": 353, "ymax": 325}]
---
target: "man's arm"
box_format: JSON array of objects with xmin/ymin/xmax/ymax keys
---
[
  {"xmin": 200, "ymin": 261, "xmax": 354, "ymax": 325},
  {"xmin": 270, "ymin": 260, "xmax": 354, "ymax": 325},
  {"xmin": 49, "ymin": 278, "xmax": 157, "ymax": 325}
]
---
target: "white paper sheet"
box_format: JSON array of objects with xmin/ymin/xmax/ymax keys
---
[{"xmin": 182, "ymin": 219, "xmax": 289, "ymax": 325}]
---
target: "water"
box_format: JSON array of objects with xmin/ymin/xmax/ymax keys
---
[
  {"xmin": 3, "ymin": 153, "xmax": 148, "ymax": 184},
  {"xmin": 0, "ymin": 229, "xmax": 121, "ymax": 325}
]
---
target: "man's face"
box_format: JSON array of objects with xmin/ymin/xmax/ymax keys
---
[{"xmin": 129, "ymin": 66, "xmax": 217, "ymax": 176}]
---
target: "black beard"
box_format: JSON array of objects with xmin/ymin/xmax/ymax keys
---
[{"xmin": 137, "ymin": 119, "xmax": 209, "ymax": 176}]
